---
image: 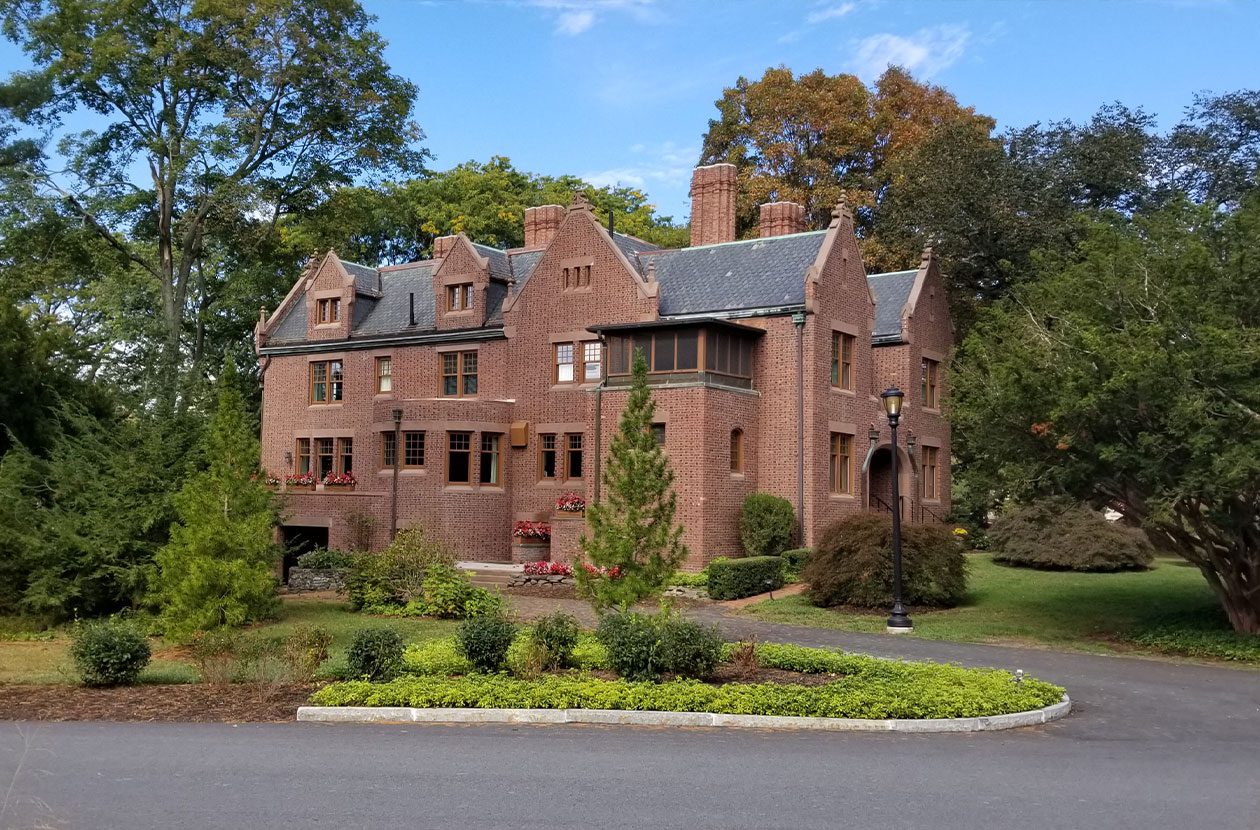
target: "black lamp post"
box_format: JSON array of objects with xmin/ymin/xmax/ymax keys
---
[{"xmin": 880, "ymin": 387, "xmax": 913, "ymax": 633}]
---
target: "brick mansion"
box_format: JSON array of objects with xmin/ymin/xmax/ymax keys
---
[{"xmin": 254, "ymin": 163, "xmax": 953, "ymax": 571}]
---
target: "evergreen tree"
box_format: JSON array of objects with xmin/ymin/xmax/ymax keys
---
[
  {"xmin": 576, "ymin": 351, "xmax": 687, "ymax": 612},
  {"xmin": 153, "ymin": 364, "xmax": 279, "ymax": 640}
]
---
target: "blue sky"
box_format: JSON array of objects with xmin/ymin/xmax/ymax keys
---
[{"xmin": 3, "ymin": 0, "xmax": 1258, "ymax": 221}]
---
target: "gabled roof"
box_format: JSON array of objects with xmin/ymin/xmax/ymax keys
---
[
  {"xmin": 866, "ymin": 269, "xmax": 917, "ymax": 343},
  {"xmin": 641, "ymin": 231, "xmax": 827, "ymax": 316}
]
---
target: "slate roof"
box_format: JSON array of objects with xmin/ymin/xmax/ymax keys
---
[
  {"xmin": 508, "ymin": 249, "xmax": 543, "ymax": 289},
  {"xmin": 342, "ymin": 260, "xmax": 381, "ymax": 294},
  {"xmin": 357, "ymin": 263, "xmax": 437, "ymax": 335},
  {"xmin": 611, "ymin": 232, "xmax": 661, "ymax": 275},
  {"xmin": 472, "ymin": 243, "xmax": 513, "ymax": 283},
  {"xmin": 866, "ymin": 269, "xmax": 917, "ymax": 342},
  {"xmin": 642, "ymin": 231, "xmax": 827, "ymax": 316}
]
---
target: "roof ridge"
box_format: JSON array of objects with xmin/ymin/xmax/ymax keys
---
[
  {"xmin": 645, "ymin": 229, "xmax": 829, "ymax": 256},
  {"xmin": 866, "ymin": 269, "xmax": 918, "ymax": 279}
]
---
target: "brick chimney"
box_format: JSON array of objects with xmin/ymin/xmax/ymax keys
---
[
  {"xmin": 433, "ymin": 235, "xmax": 458, "ymax": 259},
  {"xmin": 524, "ymin": 205, "xmax": 564, "ymax": 248},
  {"xmin": 689, "ymin": 163, "xmax": 737, "ymax": 247},
  {"xmin": 758, "ymin": 201, "xmax": 807, "ymax": 238}
]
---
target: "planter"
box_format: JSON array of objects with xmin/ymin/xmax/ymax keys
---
[
  {"xmin": 324, "ymin": 485, "xmax": 356, "ymax": 493},
  {"xmin": 553, "ymin": 510, "xmax": 585, "ymax": 520},
  {"xmin": 285, "ymin": 483, "xmax": 316, "ymax": 492},
  {"xmin": 511, "ymin": 539, "xmax": 550, "ymax": 564}
]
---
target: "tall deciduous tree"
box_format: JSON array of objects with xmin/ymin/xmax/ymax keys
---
[
  {"xmin": 950, "ymin": 197, "xmax": 1260, "ymax": 633},
  {"xmin": 577, "ymin": 351, "xmax": 687, "ymax": 612},
  {"xmin": 0, "ymin": 0, "xmax": 425, "ymax": 404},
  {"xmin": 698, "ymin": 66, "xmax": 994, "ymax": 237},
  {"xmin": 152, "ymin": 362, "xmax": 278, "ymax": 640}
]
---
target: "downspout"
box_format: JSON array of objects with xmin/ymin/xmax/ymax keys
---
[
  {"xmin": 390, "ymin": 408, "xmax": 402, "ymax": 540},
  {"xmin": 792, "ymin": 311, "xmax": 806, "ymax": 543}
]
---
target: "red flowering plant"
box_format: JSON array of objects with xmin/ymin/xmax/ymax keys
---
[
  {"xmin": 285, "ymin": 472, "xmax": 318, "ymax": 486},
  {"xmin": 581, "ymin": 562, "xmax": 623, "ymax": 580},
  {"xmin": 512, "ymin": 520, "xmax": 552, "ymax": 541},
  {"xmin": 523, "ymin": 560, "xmax": 572, "ymax": 576},
  {"xmin": 322, "ymin": 473, "xmax": 357, "ymax": 487},
  {"xmin": 555, "ymin": 492, "xmax": 586, "ymax": 513},
  {"xmin": 264, "ymin": 473, "xmax": 282, "ymax": 487}
]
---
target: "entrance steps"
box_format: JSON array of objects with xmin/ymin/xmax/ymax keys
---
[{"xmin": 458, "ymin": 561, "xmax": 519, "ymax": 588}]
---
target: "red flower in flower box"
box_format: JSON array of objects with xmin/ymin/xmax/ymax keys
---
[
  {"xmin": 322, "ymin": 473, "xmax": 357, "ymax": 487},
  {"xmin": 555, "ymin": 492, "xmax": 586, "ymax": 513},
  {"xmin": 512, "ymin": 521, "xmax": 551, "ymax": 541}
]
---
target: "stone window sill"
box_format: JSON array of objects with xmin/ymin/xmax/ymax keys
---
[
  {"xmin": 828, "ymin": 493, "xmax": 857, "ymax": 502},
  {"xmin": 830, "ymin": 387, "xmax": 856, "ymax": 397}
]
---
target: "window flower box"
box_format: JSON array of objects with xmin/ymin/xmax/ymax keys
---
[
  {"xmin": 322, "ymin": 473, "xmax": 357, "ymax": 491},
  {"xmin": 285, "ymin": 473, "xmax": 318, "ymax": 491},
  {"xmin": 512, "ymin": 520, "xmax": 551, "ymax": 542},
  {"xmin": 554, "ymin": 492, "xmax": 586, "ymax": 515}
]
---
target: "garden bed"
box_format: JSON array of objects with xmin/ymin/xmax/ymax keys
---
[{"xmin": 0, "ymin": 682, "xmax": 315, "ymax": 722}]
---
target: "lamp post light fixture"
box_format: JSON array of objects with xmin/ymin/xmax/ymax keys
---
[{"xmin": 880, "ymin": 387, "xmax": 913, "ymax": 634}]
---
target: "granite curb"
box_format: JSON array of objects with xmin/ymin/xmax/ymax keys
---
[{"xmin": 296, "ymin": 694, "xmax": 1070, "ymax": 732}]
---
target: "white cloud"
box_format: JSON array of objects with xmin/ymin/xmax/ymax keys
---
[
  {"xmin": 848, "ymin": 24, "xmax": 971, "ymax": 80},
  {"xmin": 556, "ymin": 9, "xmax": 595, "ymax": 34},
  {"xmin": 525, "ymin": 0, "xmax": 659, "ymax": 36},
  {"xmin": 807, "ymin": 2, "xmax": 856, "ymax": 24},
  {"xmin": 582, "ymin": 140, "xmax": 698, "ymax": 210}
]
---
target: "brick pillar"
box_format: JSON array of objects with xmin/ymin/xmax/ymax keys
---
[
  {"xmin": 689, "ymin": 163, "xmax": 738, "ymax": 247},
  {"xmin": 524, "ymin": 205, "xmax": 564, "ymax": 248},
  {"xmin": 758, "ymin": 201, "xmax": 807, "ymax": 238}
]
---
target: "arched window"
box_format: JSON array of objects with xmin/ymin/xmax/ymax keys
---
[{"xmin": 730, "ymin": 428, "xmax": 744, "ymax": 473}]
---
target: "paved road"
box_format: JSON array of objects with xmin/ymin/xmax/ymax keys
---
[{"xmin": 1, "ymin": 614, "xmax": 1258, "ymax": 829}]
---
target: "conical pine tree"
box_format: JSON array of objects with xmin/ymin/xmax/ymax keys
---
[
  {"xmin": 153, "ymin": 363, "xmax": 279, "ymax": 640},
  {"xmin": 576, "ymin": 350, "xmax": 687, "ymax": 612}
]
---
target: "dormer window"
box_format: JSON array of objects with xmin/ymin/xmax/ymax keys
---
[
  {"xmin": 446, "ymin": 283, "xmax": 473, "ymax": 312},
  {"xmin": 317, "ymin": 298, "xmax": 341, "ymax": 324}
]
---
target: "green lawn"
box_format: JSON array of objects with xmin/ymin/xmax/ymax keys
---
[
  {"xmin": 0, "ymin": 598, "xmax": 458, "ymax": 684},
  {"xmin": 745, "ymin": 554, "xmax": 1260, "ymax": 664}
]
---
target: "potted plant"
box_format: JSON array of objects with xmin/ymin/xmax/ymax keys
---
[
  {"xmin": 555, "ymin": 492, "xmax": 586, "ymax": 515},
  {"xmin": 323, "ymin": 472, "xmax": 357, "ymax": 491},
  {"xmin": 285, "ymin": 472, "xmax": 318, "ymax": 491}
]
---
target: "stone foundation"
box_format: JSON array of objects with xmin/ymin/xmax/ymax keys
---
[
  {"xmin": 511, "ymin": 541, "xmax": 550, "ymax": 564},
  {"xmin": 508, "ymin": 573, "xmax": 576, "ymax": 588},
  {"xmin": 287, "ymin": 567, "xmax": 346, "ymax": 593}
]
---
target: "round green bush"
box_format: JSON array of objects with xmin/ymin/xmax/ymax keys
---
[
  {"xmin": 989, "ymin": 501, "xmax": 1154, "ymax": 572},
  {"xmin": 456, "ymin": 613, "xmax": 517, "ymax": 673},
  {"xmin": 596, "ymin": 612, "xmax": 724, "ymax": 680},
  {"xmin": 529, "ymin": 612, "xmax": 581, "ymax": 669},
  {"xmin": 347, "ymin": 628, "xmax": 405, "ymax": 681},
  {"xmin": 803, "ymin": 514, "xmax": 967, "ymax": 608},
  {"xmin": 655, "ymin": 617, "xmax": 723, "ymax": 679},
  {"xmin": 739, "ymin": 493, "xmax": 796, "ymax": 557},
  {"xmin": 596, "ymin": 612, "xmax": 661, "ymax": 681},
  {"xmin": 70, "ymin": 619, "xmax": 152, "ymax": 687}
]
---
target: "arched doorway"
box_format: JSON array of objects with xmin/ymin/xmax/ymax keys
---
[{"xmin": 865, "ymin": 445, "xmax": 914, "ymax": 520}]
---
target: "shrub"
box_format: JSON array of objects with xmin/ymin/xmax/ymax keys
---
[
  {"xmin": 345, "ymin": 527, "xmax": 455, "ymax": 610},
  {"xmin": 780, "ymin": 548, "xmax": 812, "ymax": 572},
  {"xmin": 346, "ymin": 628, "xmax": 405, "ymax": 681},
  {"xmin": 655, "ymin": 616, "xmax": 723, "ymax": 678},
  {"xmin": 190, "ymin": 630, "xmax": 239, "ymax": 684},
  {"xmin": 283, "ymin": 626, "xmax": 333, "ymax": 682},
  {"xmin": 456, "ymin": 613, "xmax": 517, "ymax": 673},
  {"xmin": 295, "ymin": 548, "xmax": 355, "ymax": 570},
  {"xmin": 728, "ymin": 638, "xmax": 759, "ymax": 680},
  {"xmin": 804, "ymin": 514, "xmax": 967, "ymax": 608},
  {"xmin": 988, "ymin": 501, "xmax": 1154, "ymax": 572},
  {"xmin": 668, "ymin": 569, "xmax": 709, "ymax": 588},
  {"xmin": 70, "ymin": 619, "xmax": 152, "ymax": 687},
  {"xmin": 530, "ymin": 612, "xmax": 581, "ymax": 670},
  {"xmin": 596, "ymin": 612, "xmax": 662, "ymax": 681},
  {"xmin": 739, "ymin": 493, "xmax": 796, "ymax": 557},
  {"xmin": 708, "ymin": 556, "xmax": 785, "ymax": 601}
]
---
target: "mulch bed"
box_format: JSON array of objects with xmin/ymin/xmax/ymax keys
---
[{"xmin": 0, "ymin": 682, "xmax": 317, "ymax": 723}]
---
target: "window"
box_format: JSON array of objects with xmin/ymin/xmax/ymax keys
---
[
  {"xmin": 309, "ymin": 360, "xmax": 343, "ymax": 404},
  {"xmin": 730, "ymin": 429, "xmax": 744, "ymax": 473},
  {"xmin": 922, "ymin": 358, "xmax": 940, "ymax": 409},
  {"xmin": 566, "ymin": 434, "xmax": 584, "ymax": 479},
  {"xmin": 376, "ymin": 357, "xmax": 392, "ymax": 393},
  {"xmin": 317, "ymin": 297, "xmax": 340, "ymax": 324},
  {"xmin": 563, "ymin": 265, "xmax": 591, "ymax": 289},
  {"xmin": 447, "ymin": 432, "xmax": 472, "ymax": 484},
  {"xmin": 540, "ymin": 434, "xmax": 558, "ymax": 480},
  {"xmin": 922, "ymin": 446, "xmax": 939, "ymax": 500},
  {"xmin": 832, "ymin": 332, "xmax": 854, "ymax": 390},
  {"xmin": 555, "ymin": 343, "xmax": 575, "ymax": 383},
  {"xmin": 381, "ymin": 432, "xmax": 395, "ymax": 467},
  {"xmin": 583, "ymin": 341, "xmax": 602, "ymax": 381},
  {"xmin": 651, "ymin": 423, "xmax": 666, "ymax": 445},
  {"xmin": 442, "ymin": 351, "xmax": 478, "ymax": 397},
  {"xmin": 829, "ymin": 433, "xmax": 853, "ymax": 495},
  {"xmin": 338, "ymin": 438, "xmax": 353, "ymax": 475},
  {"xmin": 446, "ymin": 283, "xmax": 473, "ymax": 312},
  {"xmin": 480, "ymin": 433, "xmax": 502, "ymax": 485},
  {"xmin": 405, "ymin": 432, "xmax": 425, "ymax": 467},
  {"xmin": 295, "ymin": 438, "xmax": 311, "ymax": 474},
  {"xmin": 316, "ymin": 438, "xmax": 335, "ymax": 479}
]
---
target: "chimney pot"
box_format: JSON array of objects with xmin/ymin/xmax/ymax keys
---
[
  {"xmin": 524, "ymin": 205, "xmax": 564, "ymax": 248},
  {"xmin": 758, "ymin": 201, "xmax": 807, "ymax": 238},
  {"xmin": 689, "ymin": 163, "xmax": 738, "ymax": 247}
]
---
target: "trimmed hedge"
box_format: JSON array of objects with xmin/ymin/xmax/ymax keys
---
[
  {"xmin": 708, "ymin": 556, "xmax": 786, "ymax": 601},
  {"xmin": 739, "ymin": 493, "xmax": 796, "ymax": 557},
  {"xmin": 989, "ymin": 502, "xmax": 1154, "ymax": 572},
  {"xmin": 804, "ymin": 514, "xmax": 967, "ymax": 608},
  {"xmin": 311, "ymin": 654, "xmax": 1064, "ymax": 720},
  {"xmin": 780, "ymin": 548, "xmax": 811, "ymax": 571}
]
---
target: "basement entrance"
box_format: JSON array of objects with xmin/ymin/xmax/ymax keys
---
[{"xmin": 280, "ymin": 525, "xmax": 329, "ymax": 584}]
